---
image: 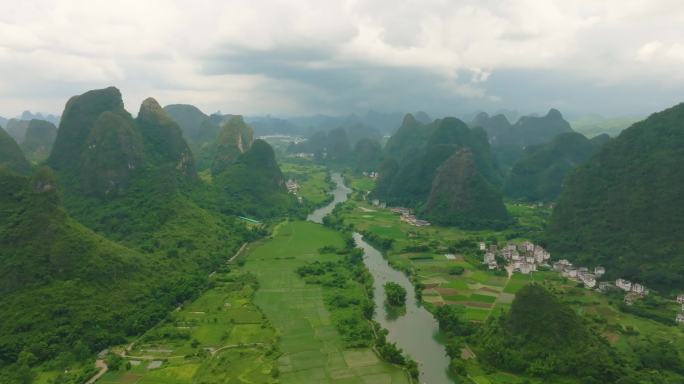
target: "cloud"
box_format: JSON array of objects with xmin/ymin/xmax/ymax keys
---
[{"xmin": 0, "ymin": 0, "xmax": 682, "ymax": 118}]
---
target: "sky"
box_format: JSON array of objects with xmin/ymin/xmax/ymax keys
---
[{"xmin": 0, "ymin": 0, "xmax": 683, "ymax": 119}]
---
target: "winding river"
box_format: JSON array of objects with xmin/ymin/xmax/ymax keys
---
[{"xmin": 308, "ymin": 172, "xmax": 452, "ymax": 384}]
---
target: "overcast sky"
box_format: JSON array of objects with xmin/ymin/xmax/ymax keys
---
[{"xmin": 1, "ymin": 0, "xmax": 683, "ymax": 119}]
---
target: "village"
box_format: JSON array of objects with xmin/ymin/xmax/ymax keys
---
[{"xmin": 475, "ymin": 240, "xmax": 684, "ymax": 319}]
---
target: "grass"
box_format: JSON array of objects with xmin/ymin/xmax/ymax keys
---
[
  {"xmin": 100, "ymin": 270, "xmax": 278, "ymax": 383},
  {"xmin": 243, "ymin": 220, "xmax": 409, "ymax": 383},
  {"xmin": 280, "ymin": 160, "xmax": 333, "ymax": 207}
]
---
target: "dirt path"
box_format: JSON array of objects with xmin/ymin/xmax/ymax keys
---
[
  {"xmin": 227, "ymin": 243, "xmax": 248, "ymax": 264},
  {"xmin": 85, "ymin": 359, "xmax": 108, "ymax": 384}
]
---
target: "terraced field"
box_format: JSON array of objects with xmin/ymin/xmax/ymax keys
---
[{"xmin": 243, "ymin": 220, "xmax": 410, "ymax": 384}]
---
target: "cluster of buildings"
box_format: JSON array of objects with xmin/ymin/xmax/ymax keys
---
[
  {"xmin": 552, "ymin": 259, "xmax": 605, "ymax": 289},
  {"xmin": 481, "ymin": 241, "xmax": 551, "ymax": 273},
  {"xmin": 389, "ymin": 207, "xmax": 431, "ymax": 227},
  {"xmin": 285, "ymin": 179, "xmax": 299, "ymax": 194},
  {"xmin": 361, "ymin": 171, "xmax": 378, "ymax": 180},
  {"xmin": 676, "ymin": 295, "xmax": 684, "ymax": 323}
]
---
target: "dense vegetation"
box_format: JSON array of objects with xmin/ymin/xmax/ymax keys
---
[
  {"xmin": 475, "ymin": 284, "xmax": 623, "ymax": 382},
  {"xmin": 423, "ymin": 149, "xmax": 511, "ymax": 229},
  {"xmin": 374, "ymin": 116, "xmax": 502, "ymax": 207},
  {"xmin": 503, "ymin": 131, "xmax": 608, "ymax": 201},
  {"xmin": 383, "ymin": 282, "xmax": 407, "ymax": 306},
  {"xmin": 0, "ymin": 87, "xmax": 297, "ymax": 382},
  {"xmin": 0, "ymin": 127, "xmax": 31, "ymax": 175},
  {"xmin": 545, "ymin": 103, "xmax": 684, "ymax": 292}
]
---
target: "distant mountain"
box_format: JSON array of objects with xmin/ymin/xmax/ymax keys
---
[
  {"xmin": 353, "ymin": 138, "xmax": 383, "ymax": 172},
  {"xmin": 213, "ymin": 139, "xmax": 291, "ymax": 218},
  {"xmin": 20, "ymin": 119, "xmax": 58, "ymax": 162},
  {"xmin": 423, "ymin": 149, "xmax": 510, "ymax": 229},
  {"xmin": 287, "ymin": 123, "xmax": 380, "ymax": 163},
  {"xmin": 0, "ymin": 116, "xmax": 7, "ymax": 127},
  {"xmin": 571, "ymin": 115, "xmax": 643, "ymax": 138},
  {"xmin": 545, "ymin": 103, "xmax": 684, "ymax": 292},
  {"xmin": 503, "ymin": 132, "xmax": 608, "ymax": 201},
  {"xmin": 374, "ymin": 116, "xmax": 507, "ymax": 229},
  {"xmin": 383, "ymin": 114, "xmax": 435, "ymax": 163},
  {"xmin": 20, "ymin": 110, "xmax": 60, "ymax": 125},
  {"xmin": 470, "ymin": 109, "xmax": 574, "ymax": 173},
  {"xmin": 163, "ymin": 104, "xmax": 220, "ymax": 146},
  {"xmin": 211, "ymin": 116, "xmax": 254, "ymax": 176},
  {"xmin": 5, "ymin": 119, "xmax": 29, "ymax": 143},
  {"xmin": 0, "ymin": 126, "xmax": 31, "ymax": 175}
]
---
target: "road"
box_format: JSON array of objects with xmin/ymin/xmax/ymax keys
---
[{"xmin": 85, "ymin": 360, "xmax": 107, "ymax": 384}]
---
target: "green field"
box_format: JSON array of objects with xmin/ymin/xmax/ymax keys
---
[
  {"xmin": 244, "ymin": 220, "xmax": 409, "ymax": 383},
  {"xmin": 281, "ymin": 160, "xmax": 334, "ymax": 207},
  {"xmin": 98, "ymin": 271, "xmax": 278, "ymax": 384}
]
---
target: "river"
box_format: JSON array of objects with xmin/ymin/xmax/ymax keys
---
[{"xmin": 308, "ymin": 172, "xmax": 452, "ymax": 384}]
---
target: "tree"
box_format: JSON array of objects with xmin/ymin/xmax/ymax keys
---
[{"xmin": 384, "ymin": 282, "xmax": 407, "ymax": 306}]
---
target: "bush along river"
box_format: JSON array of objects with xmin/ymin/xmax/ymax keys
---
[{"xmin": 309, "ymin": 172, "xmax": 452, "ymax": 384}]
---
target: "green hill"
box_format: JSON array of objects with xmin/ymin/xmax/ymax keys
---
[
  {"xmin": 20, "ymin": 119, "xmax": 57, "ymax": 162},
  {"xmin": 213, "ymin": 139, "xmax": 292, "ymax": 218},
  {"xmin": 352, "ymin": 138, "xmax": 383, "ymax": 172},
  {"xmin": 137, "ymin": 98, "xmax": 196, "ymax": 177},
  {"xmin": 545, "ymin": 103, "xmax": 684, "ymax": 292},
  {"xmin": 163, "ymin": 103, "xmax": 220, "ymax": 146},
  {"xmin": 383, "ymin": 113, "xmax": 435, "ymax": 162},
  {"xmin": 503, "ymin": 132, "xmax": 608, "ymax": 201},
  {"xmin": 210, "ymin": 116, "xmax": 254, "ymax": 176},
  {"xmin": 47, "ymin": 87, "xmax": 128, "ymax": 172},
  {"xmin": 79, "ymin": 111, "xmax": 145, "ymax": 196},
  {"xmin": 0, "ymin": 127, "xmax": 31, "ymax": 175},
  {"xmin": 423, "ymin": 149, "xmax": 510, "ymax": 229},
  {"xmin": 477, "ymin": 284, "xmax": 622, "ymax": 381},
  {"xmin": 374, "ymin": 117, "xmax": 502, "ymax": 208}
]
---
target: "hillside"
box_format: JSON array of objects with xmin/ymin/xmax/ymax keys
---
[
  {"xmin": 0, "ymin": 169, "xmax": 154, "ymax": 377},
  {"xmin": 210, "ymin": 116, "xmax": 255, "ymax": 176},
  {"xmin": 163, "ymin": 104, "xmax": 221, "ymax": 147},
  {"xmin": 476, "ymin": 284, "xmax": 622, "ymax": 381},
  {"xmin": 374, "ymin": 117, "xmax": 502, "ymax": 209},
  {"xmin": 422, "ymin": 149, "xmax": 510, "ymax": 229},
  {"xmin": 353, "ymin": 138, "xmax": 383, "ymax": 172},
  {"xmin": 503, "ymin": 132, "xmax": 608, "ymax": 201},
  {"xmin": 20, "ymin": 119, "xmax": 58, "ymax": 162},
  {"xmin": 545, "ymin": 103, "xmax": 684, "ymax": 292},
  {"xmin": 0, "ymin": 127, "xmax": 31, "ymax": 175},
  {"xmin": 213, "ymin": 139, "xmax": 292, "ymax": 218}
]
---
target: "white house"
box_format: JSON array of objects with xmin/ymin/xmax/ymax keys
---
[
  {"xmin": 479, "ymin": 242, "xmax": 486, "ymax": 251},
  {"xmin": 616, "ymin": 279, "xmax": 632, "ymax": 292},
  {"xmin": 677, "ymin": 313, "xmax": 684, "ymax": 324},
  {"xmin": 677, "ymin": 295, "xmax": 684, "ymax": 304},
  {"xmin": 580, "ymin": 273, "xmax": 597, "ymax": 289},
  {"xmin": 594, "ymin": 266, "xmax": 606, "ymax": 277},
  {"xmin": 631, "ymin": 283, "xmax": 646, "ymax": 295},
  {"xmin": 484, "ymin": 253, "xmax": 496, "ymax": 264}
]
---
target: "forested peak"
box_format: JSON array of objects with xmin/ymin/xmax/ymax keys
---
[
  {"xmin": 427, "ymin": 117, "xmax": 480, "ymax": 147},
  {"xmin": 211, "ymin": 116, "xmax": 255, "ymax": 176},
  {"xmin": 238, "ymin": 139, "xmax": 278, "ymax": 169},
  {"xmin": 401, "ymin": 113, "xmax": 419, "ymax": 126},
  {"xmin": 507, "ymin": 284, "xmax": 587, "ymax": 346},
  {"xmin": 48, "ymin": 86, "xmax": 130, "ymax": 171},
  {"xmin": 137, "ymin": 97, "xmax": 171, "ymax": 124}
]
